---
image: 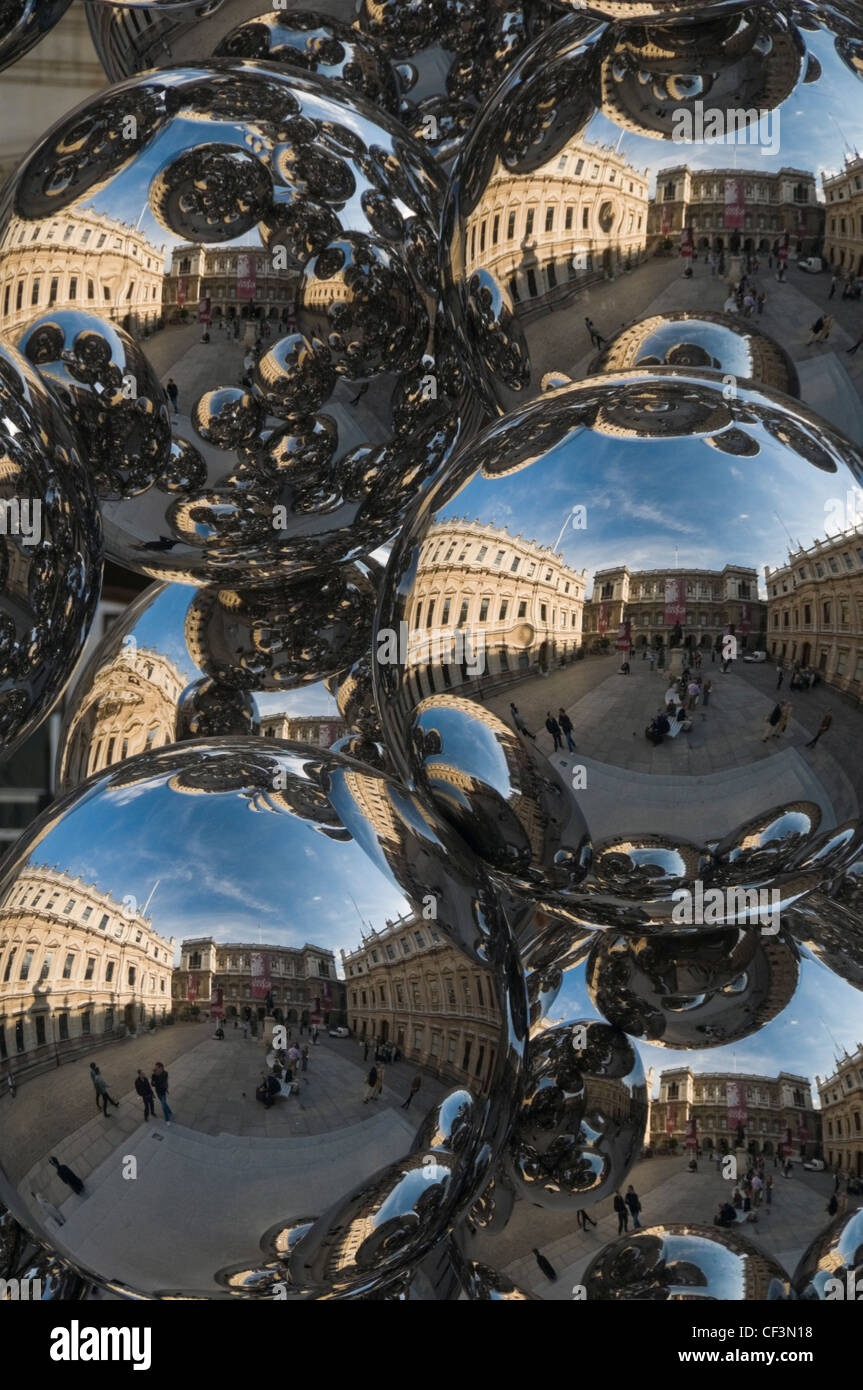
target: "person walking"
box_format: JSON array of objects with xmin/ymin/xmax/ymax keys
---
[
  {"xmin": 510, "ymin": 703, "xmax": 536, "ymax": 740},
  {"xmin": 761, "ymin": 702, "xmax": 782, "ymax": 741},
  {"xmin": 776, "ymin": 664, "xmax": 784, "ymax": 689},
  {"xmin": 816, "ymin": 314, "xmax": 835, "ymax": 344},
  {"xmin": 585, "ymin": 317, "xmax": 607, "ymax": 349},
  {"xmin": 686, "ymin": 680, "xmax": 700, "ymax": 711},
  {"xmin": 242, "ymin": 1021, "xmax": 248, "ymax": 1039},
  {"xmin": 89, "ymin": 1061, "xmax": 102, "ymax": 1110},
  {"xmin": 807, "ymin": 314, "xmax": 825, "ymax": 344},
  {"xmin": 827, "ymin": 1191, "xmax": 839, "ymax": 1216},
  {"xmin": 49, "ymin": 1157, "xmax": 84, "ymax": 1195},
  {"xmin": 829, "ymin": 273, "xmax": 838, "ymax": 299},
  {"xmin": 545, "ymin": 712, "xmax": 562, "ymax": 751},
  {"xmin": 134, "ymin": 1070, "xmax": 155, "ymax": 1121},
  {"xmin": 806, "ymin": 711, "xmax": 833, "ymax": 748},
  {"xmin": 31, "ymin": 1190, "xmax": 65, "ymax": 1226},
  {"xmin": 401, "ymin": 1076, "xmax": 422, "ymax": 1110},
  {"xmin": 92, "ymin": 1066, "xmax": 120, "ymax": 1117},
  {"xmin": 648, "ymin": 650, "xmax": 656, "ymax": 671},
  {"xmin": 625, "ymin": 1185, "xmax": 642, "ymax": 1230},
  {"xmin": 613, "ymin": 1191, "xmax": 629, "ymax": 1234},
  {"xmin": 166, "ymin": 379, "xmax": 179, "ymax": 416},
  {"xmin": 773, "ymin": 700, "xmax": 792, "ymax": 738},
  {"xmin": 702, "ymin": 678, "xmax": 712, "ymax": 707},
  {"xmin": 576, "ymin": 1207, "xmax": 597, "ymax": 1230},
  {"xmin": 151, "ymin": 1062, "xmax": 173, "ymax": 1123},
  {"xmin": 558, "ymin": 709, "xmax": 576, "ymax": 752},
  {"xmin": 757, "ymin": 291, "xmax": 766, "ymax": 314},
  {"xmin": 751, "ymin": 1172, "xmax": 764, "ymax": 1207},
  {"xmin": 532, "ymin": 1248, "xmax": 558, "ymax": 1281},
  {"xmin": 374, "ymin": 1063, "xmax": 385, "ymax": 1099},
  {"xmin": 301, "ymin": 1045, "xmax": 310, "ymax": 1076},
  {"xmin": 765, "ymin": 1175, "xmax": 773, "ymax": 1208},
  {"xmin": 363, "ymin": 1064, "xmax": 378, "ymax": 1102}
]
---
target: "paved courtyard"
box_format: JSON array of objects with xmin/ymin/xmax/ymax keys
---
[{"xmin": 472, "ymin": 1154, "xmax": 857, "ymax": 1299}]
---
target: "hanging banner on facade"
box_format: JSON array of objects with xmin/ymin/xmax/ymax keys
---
[
  {"xmin": 727, "ymin": 1080, "xmax": 748, "ymax": 1129},
  {"xmin": 724, "ymin": 178, "xmax": 745, "ymax": 229},
  {"xmin": 598, "ymin": 602, "xmax": 610, "ymax": 636},
  {"xmin": 616, "ymin": 619, "xmax": 632, "ymax": 651},
  {"xmin": 198, "ymin": 296, "xmax": 211, "ymax": 324},
  {"xmin": 210, "ymin": 986, "xmax": 223, "ymax": 1019},
  {"xmin": 685, "ymin": 1115, "xmax": 698, "ymax": 1150},
  {"xmin": 251, "ymin": 951, "xmax": 271, "ymax": 999},
  {"xmin": 661, "ymin": 205, "xmax": 674, "ymax": 236},
  {"xmin": 176, "ymin": 278, "xmax": 187, "ymax": 308},
  {"xmin": 236, "ymin": 254, "xmax": 256, "ymax": 300},
  {"xmin": 666, "ymin": 1103, "xmax": 676, "ymax": 1135},
  {"xmin": 317, "ymin": 722, "xmax": 344, "ymax": 749},
  {"xmin": 740, "ymin": 603, "xmax": 751, "ymax": 634},
  {"xmin": 664, "ymin": 577, "xmax": 686, "ymax": 625},
  {"xmin": 680, "ymin": 225, "xmax": 694, "ymax": 258},
  {"xmin": 187, "ymin": 972, "xmax": 198, "ymax": 1002}
]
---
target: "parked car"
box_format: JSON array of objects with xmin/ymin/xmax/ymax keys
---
[
  {"xmin": 802, "ymin": 1158, "xmax": 825, "ymax": 1170},
  {"xmin": 797, "ymin": 257, "xmax": 823, "ymax": 273},
  {"xmin": 742, "ymin": 651, "xmax": 768, "ymax": 662},
  {"xmin": 328, "ymin": 1026, "xmax": 349, "ymax": 1037}
]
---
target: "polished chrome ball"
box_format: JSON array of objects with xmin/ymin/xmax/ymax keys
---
[
  {"xmin": 792, "ymin": 1206, "xmax": 863, "ymax": 1299},
  {"xmin": 56, "ymin": 562, "xmax": 379, "ymax": 791},
  {"xmin": 0, "ymin": 0, "xmax": 72, "ymax": 73},
  {"xmin": 0, "ymin": 340, "xmax": 102, "ymax": 760},
  {"xmin": 506, "ymin": 1018, "xmax": 647, "ymax": 1208},
  {"xmin": 373, "ymin": 372, "xmax": 863, "ymax": 928},
  {"xmin": 583, "ymin": 1223, "xmax": 793, "ymax": 1298},
  {"xmin": 442, "ymin": 2, "xmax": 863, "ymax": 412},
  {"xmin": 0, "ymin": 62, "xmax": 475, "ymax": 586},
  {"xmin": 0, "ymin": 739, "xmax": 524, "ymax": 1299}
]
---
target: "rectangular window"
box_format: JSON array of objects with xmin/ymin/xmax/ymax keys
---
[
  {"xmin": 35, "ymin": 1015, "xmax": 46, "ymax": 1047},
  {"xmin": 565, "ymin": 206, "xmax": 573, "ymax": 230},
  {"xmin": 15, "ymin": 1019, "xmax": 25, "ymax": 1053},
  {"xmin": 31, "ymin": 278, "xmax": 40, "ymax": 305},
  {"xmin": 545, "ymin": 207, "xmax": 554, "ymax": 232},
  {"xmin": 62, "ymin": 953, "xmax": 75, "ymax": 979},
  {"xmin": 105, "ymin": 960, "xmax": 115, "ymax": 982},
  {"xmin": 499, "ymin": 599, "xmax": 509, "ymax": 621},
  {"xmin": 81, "ymin": 906, "xmax": 92, "ymax": 922},
  {"xmin": 84, "ymin": 956, "xmax": 95, "ymax": 981},
  {"xmin": 81, "ymin": 1011, "xmax": 91, "ymax": 1035},
  {"xmin": 479, "ymin": 597, "xmax": 490, "ymax": 621},
  {"xmin": 40, "ymin": 952, "xmax": 52, "ymax": 981},
  {"xmin": 49, "ymin": 277, "xmax": 58, "ymax": 305},
  {"xmin": 492, "ymin": 214, "xmax": 499, "ymax": 244},
  {"xmin": 525, "ymin": 208, "xmax": 535, "ymax": 235},
  {"xmin": 462, "ymin": 1040, "xmax": 472, "ymax": 1073},
  {"xmin": 58, "ymin": 1013, "xmax": 69, "ymax": 1041},
  {"xmin": 507, "ymin": 210, "xmax": 516, "ymax": 239},
  {"xmin": 582, "ymin": 206, "xmax": 589, "ymax": 229},
  {"xmin": 69, "ymin": 276, "xmax": 77, "ymax": 300},
  {"xmin": 128, "ymin": 966, "xmax": 136, "ymax": 987}
]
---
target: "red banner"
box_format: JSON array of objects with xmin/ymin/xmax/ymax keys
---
[
  {"xmin": 685, "ymin": 1116, "xmax": 698, "ymax": 1150},
  {"xmin": 724, "ymin": 178, "xmax": 745, "ymax": 230},
  {"xmin": 187, "ymin": 972, "xmax": 199, "ymax": 1002},
  {"xmin": 198, "ymin": 296, "xmax": 211, "ymax": 324},
  {"xmin": 664, "ymin": 577, "xmax": 686, "ymax": 626},
  {"xmin": 680, "ymin": 226, "xmax": 694, "ymax": 258},
  {"xmin": 317, "ymin": 722, "xmax": 343, "ymax": 749},
  {"xmin": 598, "ymin": 603, "xmax": 609, "ymax": 636},
  {"xmin": 210, "ymin": 986, "xmax": 223, "ymax": 1019},
  {"xmin": 616, "ymin": 620, "xmax": 631, "ymax": 651},
  {"xmin": 237, "ymin": 254, "xmax": 257, "ymax": 301},
  {"xmin": 176, "ymin": 278, "xmax": 187, "ymax": 308},
  {"xmin": 251, "ymin": 951, "xmax": 271, "ymax": 1000},
  {"xmin": 740, "ymin": 603, "xmax": 751, "ymax": 634},
  {"xmin": 727, "ymin": 1080, "xmax": 748, "ymax": 1129},
  {"xmin": 666, "ymin": 1104, "xmax": 676, "ymax": 1135},
  {"xmin": 661, "ymin": 206, "xmax": 673, "ymax": 236}
]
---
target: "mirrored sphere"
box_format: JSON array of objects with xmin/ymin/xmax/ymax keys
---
[
  {"xmin": 507, "ymin": 1018, "xmax": 647, "ymax": 1208},
  {"xmin": 0, "ymin": 0, "xmax": 72, "ymax": 74},
  {"xmin": 792, "ymin": 1206, "xmax": 863, "ymax": 1299},
  {"xmin": 0, "ymin": 340, "xmax": 102, "ymax": 760},
  {"xmin": 582, "ymin": 1223, "xmax": 793, "ymax": 1298},
  {"xmin": 56, "ymin": 562, "xmax": 379, "ymax": 791},
  {"xmin": 0, "ymin": 62, "xmax": 475, "ymax": 585},
  {"xmin": 442, "ymin": 2, "xmax": 863, "ymax": 413},
  {"xmin": 374, "ymin": 373, "xmax": 863, "ymax": 929},
  {"xmin": 0, "ymin": 740, "xmax": 524, "ymax": 1298}
]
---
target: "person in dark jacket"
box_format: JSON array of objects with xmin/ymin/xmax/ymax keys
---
[
  {"xmin": 558, "ymin": 709, "xmax": 576, "ymax": 752},
  {"xmin": 614, "ymin": 1191, "xmax": 629, "ymax": 1234},
  {"xmin": 545, "ymin": 713, "xmax": 562, "ymax": 750},
  {"xmin": 134, "ymin": 1070, "xmax": 155, "ymax": 1120},
  {"xmin": 49, "ymin": 1157, "xmax": 84, "ymax": 1195},
  {"xmin": 151, "ymin": 1062, "xmax": 173, "ymax": 1123},
  {"xmin": 91, "ymin": 1066, "xmax": 120, "ymax": 1117},
  {"xmin": 625, "ymin": 1185, "xmax": 642, "ymax": 1229},
  {"xmin": 401, "ymin": 1075, "xmax": 422, "ymax": 1110},
  {"xmin": 363, "ymin": 1065, "xmax": 378, "ymax": 1102},
  {"xmin": 532, "ymin": 1247, "xmax": 557, "ymax": 1281}
]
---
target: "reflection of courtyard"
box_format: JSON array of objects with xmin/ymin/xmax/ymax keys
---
[
  {"xmin": 10, "ymin": 1033, "xmax": 449, "ymax": 1296},
  {"xmin": 485, "ymin": 660, "xmax": 856, "ymax": 843}
]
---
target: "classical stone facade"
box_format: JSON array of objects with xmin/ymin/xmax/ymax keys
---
[
  {"xmin": 583, "ymin": 564, "xmax": 766, "ymax": 650},
  {"xmin": 0, "ymin": 866, "xmax": 174, "ymax": 1084},
  {"xmin": 259, "ymin": 713, "xmax": 347, "ymax": 747},
  {"xmin": 765, "ymin": 527, "xmax": 863, "ymax": 692},
  {"xmin": 163, "ymin": 244, "xmax": 297, "ymax": 321},
  {"xmin": 816, "ymin": 1045, "xmax": 863, "ymax": 1177},
  {"xmin": 404, "ymin": 519, "xmax": 587, "ymax": 701},
  {"xmin": 463, "ymin": 134, "xmax": 649, "ymax": 310},
  {"xmin": 822, "ymin": 155, "xmax": 863, "ymax": 278},
  {"xmin": 341, "ymin": 911, "xmax": 500, "ymax": 1090},
  {"xmin": 0, "ymin": 207, "xmax": 164, "ymax": 337},
  {"xmin": 173, "ymin": 937, "xmax": 337, "ymax": 1026},
  {"xmin": 647, "ymin": 165, "xmax": 823, "ymax": 255},
  {"xmin": 651, "ymin": 1067, "xmax": 818, "ymax": 1156},
  {"xmin": 59, "ymin": 645, "xmax": 186, "ymax": 789}
]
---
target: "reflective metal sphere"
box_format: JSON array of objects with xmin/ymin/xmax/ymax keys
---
[
  {"xmin": 373, "ymin": 372, "xmax": 863, "ymax": 928},
  {"xmin": 0, "ymin": 340, "xmax": 102, "ymax": 761},
  {"xmin": 56, "ymin": 562, "xmax": 379, "ymax": 791},
  {"xmin": 506, "ymin": 1019, "xmax": 647, "ymax": 1208},
  {"xmin": 442, "ymin": 2, "xmax": 863, "ymax": 412},
  {"xmin": 0, "ymin": 62, "xmax": 475, "ymax": 585},
  {"xmin": 792, "ymin": 1206, "xmax": 863, "ymax": 1299},
  {"xmin": 0, "ymin": 0, "xmax": 72, "ymax": 74},
  {"xmin": 0, "ymin": 740, "xmax": 524, "ymax": 1299},
  {"xmin": 583, "ymin": 1223, "xmax": 793, "ymax": 1299}
]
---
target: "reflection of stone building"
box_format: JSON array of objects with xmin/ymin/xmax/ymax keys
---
[
  {"xmin": 463, "ymin": 136, "xmax": 648, "ymax": 310},
  {"xmin": 651, "ymin": 1067, "xmax": 818, "ymax": 1156},
  {"xmin": 173, "ymin": 937, "xmax": 338, "ymax": 1025},
  {"xmin": 647, "ymin": 166, "xmax": 823, "ymax": 255},
  {"xmin": 60, "ymin": 645, "xmax": 186, "ymax": 788},
  {"xmin": 405, "ymin": 519, "xmax": 587, "ymax": 700},
  {"xmin": 766, "ymin": 528, "xmax": 863, "ymax": 691},
  {"xmin": 0, "ymin": 208, "xmax": 164, "ymax": 336},
  {"xmin": 341, "ymin": 911, "xmax": 500, "ymax": 1090},
  {"xmin": 0, "ymin": 866, "xmax": 174, "ymax": 1084},
  {"xmin": 817, "ymin": 1045, "xmax": 863, "ymax": 1176},
  {"xmin": 822, "ymin": 155, "xmax": 863, "ymax": 277},
  {"xmin": 583, "ymin": 564, "xmax": 765, "ymax": 650},
  {"xmin": 259, "ymin": 713, "xmax": 347, "ymax": 747},
  {"xmin": 163, "ymin": 244, "xmax": 296, "ymax": 320}
]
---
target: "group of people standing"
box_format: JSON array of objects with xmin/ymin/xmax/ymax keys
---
[
  {"xmin": 91, "ymin": 1060, "xmax": 173, "ymax": 1123},
  {"xmin": 509, "ymin": 703, "xmax": 576, "ymax": 753}
]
